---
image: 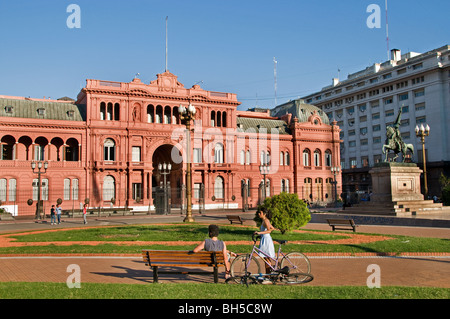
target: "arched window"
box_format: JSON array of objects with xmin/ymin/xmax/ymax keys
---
[
  {"xmin": 314, "ymin": 150, "xmax": 321, "ymax": 167},
  {"xmin": 214, "ymin": 176, "xmax": 224, "ymax": 199},
  {"xmin": 211, "ymin": 111, "xmax": 216, "ymax": 127},
  {"xmin": 164, "ymin": 106, "xmax": 171, "ymax": 124},
  {"xmin": 222, "ymin": 112, "xmax": 227, "ymax": 127},
  {"xmin": 100, "ymin": 102, "xmax": 106, "ymax": 120},
  {"xmin": 214, "ymin": 143, "xmax": 224, "ymax": 163},
  {"xmin": 280, "ymin": 152, "xmax": 284, "ymax": 166},
  {"xmin": 103, "ymin": 175, "xmax": 115, "ymax": 202},
  {"xmin": 114, "ymin": 103, "xmax": 120, "ymax": 120},
  {"xmin": 147, "ymin": 105, "xmax": 154, "ymax": 123},
  {"xmin": 240, "ymin": 150, "xmax": 245, "ymax": 165},
  {"xmin": 0, "ymin": 179, "xmax": 6, "ymax": 201},
  {"xmin": 217, "ymin": 111, "xmax": 221, "ymax": 127},
  {"xmin": 155, "ymin": 105, "xmax": 163, "ymax": 123},
  {"xmin": 285, "ymin": 152, "xmax": 290, "ymax": 166},
  {"xmin": 246, "ymin": 150, "xmax": 251, "ymax": 165},
  {"xmin": 104, "ymin": 139, "xmax": 116, "ymax": 162},
  {"xmin": 325, "ymin": 150, "xmax": 332, "ymax": 167},
  {"xmin": 303, "ymin": 149, "xmax": 310, "ymax": 166}
]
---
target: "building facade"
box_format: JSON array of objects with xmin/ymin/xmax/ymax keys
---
[
  {"xmin": 302, "ymin": 45, "xmax": 450, "ymax": 198},
  {"xmin": 0, "ymin": 71, "xmax": 341, "ymax": 218}
]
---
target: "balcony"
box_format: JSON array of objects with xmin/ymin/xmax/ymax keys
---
[{"xmin": 0, "ymin": 160, "xmax": 81, "ymax": 168}]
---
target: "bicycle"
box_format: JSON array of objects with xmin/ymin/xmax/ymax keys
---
[{"xmin": 226, "ymin": 233, "xmax": 313, "ymax": 285}]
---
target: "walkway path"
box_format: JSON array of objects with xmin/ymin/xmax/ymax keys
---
[{"xmin": 0, "ymin": 212, "xmax": 449, "ymax": 288}]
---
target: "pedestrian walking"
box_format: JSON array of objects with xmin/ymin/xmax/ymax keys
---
[
  {"xmin": 50, "ymin": 205, "xmax": 56, "ymax": 225},
  {"xmin": 83, "ymin": 203, "xmax": 88, "ymax": 224},
  {"xmin": 56, "ymin": 203, "xmax": 62, "ymax": 224}
]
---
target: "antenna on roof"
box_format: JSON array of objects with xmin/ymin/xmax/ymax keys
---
[
  {"xmin": 385, "ymin": 0, "xmax": 390, "ymax": 60},
  {"xmin": 273, "ymin": 57, "xmax": 277, "ymax": 107},
  {"xmin": 165, "ymin": 16, "xmax": 168, "ymax": 72}
]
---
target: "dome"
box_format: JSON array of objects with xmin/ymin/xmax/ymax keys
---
[{"xmin": 270, "ymin": 99, "xmax": 330, "ymax": 125}]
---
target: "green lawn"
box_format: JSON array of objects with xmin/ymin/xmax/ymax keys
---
[
  {"xmin": 1, "ymin": 223, "xmax": 449, "ymax": 255},
  {"xmin": 0, "ymin": 282, "xmax": 448, "ymax": 299}
]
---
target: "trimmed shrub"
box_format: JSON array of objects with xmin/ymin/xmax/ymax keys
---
[{"xmin": 254, "ymin": 192, "xmax": 311, "ymax": 234}]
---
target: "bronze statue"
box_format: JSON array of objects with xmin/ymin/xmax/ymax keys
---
[{"xmin": 382, "ymin": 109, "xmax": 414, "ymax": 162}]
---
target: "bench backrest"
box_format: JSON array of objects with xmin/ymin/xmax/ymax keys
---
[
  {"xmin": 142, "ymin": 250, "xmax": 225, "ymax": 267},
  {"xmin": 327, "ymin": 219, "xmax": 355, "ymax": 226}
]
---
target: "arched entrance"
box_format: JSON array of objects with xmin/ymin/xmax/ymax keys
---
[{"xmin": 152, "ymin": 144, "xmax": 183, "ymax": 213}]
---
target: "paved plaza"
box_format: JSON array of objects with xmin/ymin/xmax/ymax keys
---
[{"xmin": 0, "ymin": 211, "xmax": 449, "ymax": 288}]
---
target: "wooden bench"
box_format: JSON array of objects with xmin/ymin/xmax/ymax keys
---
[
  {"xmin": 142, "ymin": 250, "xmax": 225, "ymax": 283},
  {"xmin": 226, "ymin": 215, "xmax": 244, "ymax": 225},
  {"xmin": 327, "ymin": 219, "xmax": 357, "ymax": 232}
]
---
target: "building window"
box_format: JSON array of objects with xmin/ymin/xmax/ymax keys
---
[
  {"xmin": 0, "ymin": 179, "xmax": 6, "ymax": 202},
  {"xmin": 415, "ymin": 103, "xmax": 426, "ymax": 111},
  {"xmin": 246, "ymin": 150, "xmax": 251, "ymax": 165},
  {"xmin": 280, "ymin": 152, "xmax": 284, "ymax": 166},
  {"xmin": 194, "ymin": 148, "xmax": 202, "ymax": 164},
  {"xmin": 325, "ymin": 151, "xmax": 332, "ymax": 167},
  {"xmin": 303, "ymin": 149, "xmax": 310, "ymax": 167},
  {"xmin": 34, "ymin": 144, "xmax": 45, "ymax": 161},
  {"xmin": 214, "ymin": 143, "xmax": 224, "ymax": 164},
  {"xmin": 1, "ymin": 143, "xmax": 14, "ymax": 160},
  {"xmin": 132, "ymin": 183, "xmax": 143, "ymax": 201},
  {"xmin": 103, "ymin": 176, "xmax": 115, "ymax": 202},
  {"xmin": 399, "ymin": 93, "xmax": 409, "ymax": 101},
  {"xmin": 104, "ymin": 139, "xmax": 116, "ymax": 162},
  {"xmin": 214, "ymin": 176, "xmax": 224, "ymax": 199},
  {"xmin": 132, "ymin": 146, "xmax": 141, "ymax": 162},
  {"xmin": 314, "ymin": 150, "xmax": 321, "ymax": 167},
  {"xmin": 285, "ymin": 152, "xmax": 290, "ymax": 166},
  {"xmin": 64, "ymin": 179, "xmax": 71, "ymax": 200},
  {"xmin": 33, "ymin": 178, "xmax": 48, "ymax": 201},
  {"xmin": 350, "ymin": 158, "xmax": 357, "ymax": 169}
]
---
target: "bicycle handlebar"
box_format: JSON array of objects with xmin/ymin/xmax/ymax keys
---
[{"xmin": 252, "ymin": 232, "xmax": 261, "ymax": 243}]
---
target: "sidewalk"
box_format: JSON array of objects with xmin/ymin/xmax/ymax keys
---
[{"xmin": 1, "ymin": 210, "xmax": 449, "ymax": 288}]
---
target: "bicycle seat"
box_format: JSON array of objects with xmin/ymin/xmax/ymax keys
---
[{"xmin": 275, "ymin": 240, "xmax": 288, "ymax": 245}]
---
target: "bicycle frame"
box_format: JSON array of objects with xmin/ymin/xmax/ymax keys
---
[{"xmin": 245, "ymin": 241, "xmax": 287, "ymax": 274}]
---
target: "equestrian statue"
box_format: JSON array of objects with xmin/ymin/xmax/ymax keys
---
[{"xmin": 382, "ymin": 109, "xmax": 414, "ymax": 162}]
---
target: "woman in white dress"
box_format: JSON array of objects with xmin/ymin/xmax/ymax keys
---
[{"xmin": 255, "ymin": 208, "xmax": 275, "ymax": 274}]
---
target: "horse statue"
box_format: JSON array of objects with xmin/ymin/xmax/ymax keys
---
[{"xmin": 382, "ymin": 111, "xmax": 414, "ymax": 162}]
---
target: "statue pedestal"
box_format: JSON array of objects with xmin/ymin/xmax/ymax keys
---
[
  {"xmin": 370, "ymin": 163, "xmax": 423, "ymax": 203},
  {"xmin": 343, "ymin": 163, "xmax": 450, "ymax": 216}
]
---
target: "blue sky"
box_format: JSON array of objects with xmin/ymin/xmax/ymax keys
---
[{"xmin": 0, "ymin": 0, "xmax": 448, "ymax": 110}]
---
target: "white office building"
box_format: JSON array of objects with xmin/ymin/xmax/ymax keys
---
[{"xmin": 302, "ymin": 45, "xmax": 450, "ymax": 197}]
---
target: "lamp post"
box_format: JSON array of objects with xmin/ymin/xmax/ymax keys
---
[
  {"xmin": 178, "ymin": 103, "xmax": 196, "ymax": 222},
  {"xmin": 415, "ymin": 124, "xmax": 430, "ymax": 198},
  {"xmin": 259, "ymin": 163, "xmax": 270, "ymax": 200},
  {"xmin": 158, "ymin": 162, "xmax": 172, "ymax": 215},
  {"xmin": 31, "ymin": 161, "xmax": 48, "ymax": 220},
  {"xmin": 330, "ymin": 166, "xmax": 340, "ymax": 206}
]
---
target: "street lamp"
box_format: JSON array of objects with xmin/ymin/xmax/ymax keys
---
[
  {"xmin": 330, "ymin": 166, "xmax": 340, "ymax": 206},
  {"xmin": 31, "ymin": 160, "xmax": 48, "ymax": 220},
  {"xmin": 158, "ymin": 162, "xmax": 172, "ymax": 215},
  {"xmin": 178, "ymin": 103, "xmax": 196, "ymax": 222},
  {"xmin": 415, "ymin": 124, "xmax": 430, "ymax": 198},
  {"xmin": 259, "ymin": 163, "xmax": 270, "ymax": 200}
]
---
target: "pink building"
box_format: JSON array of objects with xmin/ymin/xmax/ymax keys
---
[{"xmin": 0, "ymin": 71, "xmax": 341, "ymax": 218}]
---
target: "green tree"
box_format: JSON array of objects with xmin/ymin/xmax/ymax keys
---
[
  {"xmin": 439, "ymin": 173, "xmax": 450, "ymax": 206},
  {"xmin": 254, "ymin": 192, "xmax": 311, "ymax": 234}
]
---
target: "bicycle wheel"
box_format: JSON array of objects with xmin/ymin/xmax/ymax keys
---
[
  {"xmin": 280, "ymin": 252, "xmax": 311, "ymax": 283},
  {"xmin": 225, "ymin": 276, "xmax": 258, "ymax": 286},
  {"xmin": 284, "ymin": 273, "xmax": 314, "ymax": 284},
  {"xmin": 230, "ymin": 254, "xmax": 262, "ymax": 279}
]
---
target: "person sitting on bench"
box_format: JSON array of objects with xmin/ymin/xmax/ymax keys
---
[{"xmin": 193, "ymin": 224, "xmax": 235, "ymax": 279}]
